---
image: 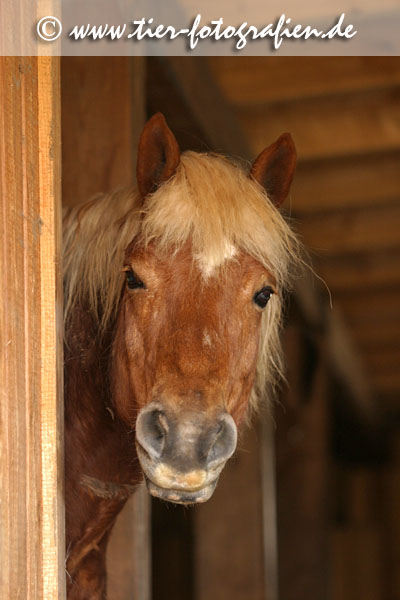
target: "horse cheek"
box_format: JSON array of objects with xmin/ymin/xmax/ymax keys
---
[{"xmin": 229, "ymin": 314, "xmax": 261, "ymax": 424}]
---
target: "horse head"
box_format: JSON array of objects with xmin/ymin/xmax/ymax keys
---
[{"xmin": 111, "ymin": 113, "xmax": 298, "ymax": 504}]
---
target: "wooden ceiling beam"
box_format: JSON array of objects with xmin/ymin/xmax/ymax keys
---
[
  {"xmin": 298, "ymin": 203, "xmax": 400, "ymax": 257},
  {"xmin": 324, "ymin": 309, "xmax": 377, "ymax": 421},
  {"xmin": 290, "ymin": 151, "xmax": 400, "ymax": 214},
  {"xmin": 208, "ymin": 57, "xmax": 400, "ymax": 106},
  {"xmin": 238, "ymin": 87, "xmax": 400, "ymax": 161},
  {"xmin": 295, "ymin": 279, "xmax": 377, "ymax": 422},
  {"xmin": 316, "ymin": 250, "xmax": 400, "ymax": 293}
]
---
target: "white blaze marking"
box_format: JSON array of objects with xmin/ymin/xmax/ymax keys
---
[{"xmin": 196, "ymin": 242, "xmax": 237, "ymax": 276}]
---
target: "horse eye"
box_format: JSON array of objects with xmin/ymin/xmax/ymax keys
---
[
  {"xmin": 253, "ymin": 286, "xmax": 274, "ymax": 309},
  {"xmin": 125, "ymin": 269, "xmax": 145, "ymax": 290}
]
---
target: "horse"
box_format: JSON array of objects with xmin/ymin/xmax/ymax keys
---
[{"xmin": 62, "ymin": 112, "xmax": 300, "ymax": 598}]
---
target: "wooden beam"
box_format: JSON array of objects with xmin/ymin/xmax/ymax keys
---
[
  {"xmin": 326, "ymin": 310, "xmax": 377, "ymax": 420},
  {"xmin": 160, "ymin": 57, "xmax": 252, "ymax": 158},
  {"xmin": 316, "ymin": 250, "xmax": 400, "ymax": 293},
  {"xmin": 260, "ymin": 417, "xmax": 279, "ymax": 600},
  {"xmin": 276, "ymin": 325, "xmax": 330, "ymax": 600},
  {"xmin": 61, "ymin": 57, "xmax": 138, "ymax": 207},
  {"xmin": 209, "ymin": 57, "xmax": 400, "ymax": 106},
  {"xmin": 298, "ymin": 203, "xmax": 400, "ymax": 257},
  {"xmin": 194, "ymin": 427, "xmax": 267, "ymax": 600},
  {"xmin": 0, "ymin": 57, "xmax": 65, "ymax": 599},
  {"xmin": 294, "ymin": 273, "xmax": 377, "ymax": 431},
  {"xmin": 331, "ymin": 525, "xmax": 384, "ymax": 600},
  {"xmin": 239, "ymin": 88, "xmax": 400, "ymax": 161},
  {"xmin": 290, "ymin": 151, "xmax": 400, "ymax": 214},
  {"xmin": 107, "ymin": 486, "xmax": 151, "ymax": 600}
]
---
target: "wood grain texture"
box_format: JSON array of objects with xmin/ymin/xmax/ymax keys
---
[
  {"xmin": 316, "ymin": 249, "xmax": 400, "ymax": 293},
  {"xmin": 275, "ymin": 326, "xmax": 330, "ymax": 600},
  {"xmin": 208, "ymin": 57, "xmax": 400, "ymax": 106},
  {"xmin": 61, "ymin": 57, "xmax": 136, "ymax": 207},
  {"xmin": 294, "ymin": 275, "xmax": 376, "ymax": 422},
  {"xmin": 38, "ymin": 56, "xmax": 65, "ymax": 600},
  {"xmin": 240, "ymin": 87, "xmax": 400, "ymax": 161},
  {"xmin": 107, "ymin": 486, "xmax": 151, "ymax": 600},
  {"xmin": 291, "ymin": 151, "xmax": 400, "ymax": 214},
  {"xmin": 194, "ymin": 427, "xmax": 266, "ymax": 600},
  {"xmin": 0, "ymin": 57, "xmax": 65, "ymax": 599},
  {"xmin": 298, "ymin": 203, "xmax": 400, "ymax": 257},
  {"xmin": 331, "ymin": 528, "xmax": 384, "ymax": 600}
]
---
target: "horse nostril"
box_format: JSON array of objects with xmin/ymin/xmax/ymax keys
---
[
  {"xmin": 206, "ymin": 414, "xmax": 237, "ymax": 468},
  {"xmin": 136, "ymin": 405, "xmax": 169, "ymax": 460},
  {"xmin": 157, "ymin": 411, "xmax": 169, "ymax": 436}
]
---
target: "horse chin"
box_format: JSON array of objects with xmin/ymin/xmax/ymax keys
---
[
  {"xmin": 136, "ymin": 441, "xmax": 224, "ymax": 505},
  {"xmin": 144, "ymin": 476, "xmax": 218, "ymax": 505}
]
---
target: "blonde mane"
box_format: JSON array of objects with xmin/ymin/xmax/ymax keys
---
[{"xmin": 63, "ymin": 151, "xmax": 302, "ymax": 412}]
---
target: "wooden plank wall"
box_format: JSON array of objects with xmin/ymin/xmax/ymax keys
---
[
  {"xmin": 194, "ymin": 424, "xmax": 271, "ymax": 600},
  {"xmin": 61, "ymin": 56, "xmax": 149, "ymax": 600},
  {"xmin": 275, "ymin": 318, "xmax": 329, "ymax": 600},
  {"xmin": 61, "ymin": 57, "xmax": 142, "ymax": 207},
  {"xmin": 0, "ymin": 57, "xmax": 65, "ymax": 599}
]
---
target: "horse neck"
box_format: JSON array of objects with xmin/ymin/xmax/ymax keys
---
[
  {"xmin": 64, "ymin": 304, "xmax": 113, "ymax": 419},
  {"xmin": 64, "ymin": 302, "xmax": 140, "ymax": 480}
]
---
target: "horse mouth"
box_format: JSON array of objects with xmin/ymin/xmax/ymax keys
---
[
  {"xmin": 144, "ymin": 476, "xmax": 218, "ymax": 505},
  {"xmin": 136, "ymin": 441, "xmax": 222, "ymax": 504}
]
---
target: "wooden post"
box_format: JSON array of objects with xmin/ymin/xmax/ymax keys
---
[
  {"xmin": 194, "ymin": 426, "xmax": 266, "ymax": 600},
  {"xmin": 0, "ymin": 57, "xmax": 65, "ymax": 599},
  {"xmin": 260, "ymin": 417, "xmax": 279, "ymax": 600},
  {"xmin": 275, "ymin": 321, "xmax": 329, "ymax": 600},
  {"xmin": 61, "ymin": 56, "xmax": 145, "ymax": 207}
]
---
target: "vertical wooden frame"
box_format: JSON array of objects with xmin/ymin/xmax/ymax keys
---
[
  {"xmin": 194, "ymin": 426, "xmax": 267, "ymax": 600},
  {"xmin": 275, "ymin": 322, "xmax": 329, "ymax": 600},
  {"xmin": 0, "ymin": 57, "xmax": 65, "ymax": 599}
]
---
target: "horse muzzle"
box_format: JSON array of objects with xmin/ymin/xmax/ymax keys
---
[{"xmin": 135, "ymin": 402, "xmax": 237, "ymax": 505}]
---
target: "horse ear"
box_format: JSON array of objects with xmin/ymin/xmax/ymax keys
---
[
  {"xmin": 136, "ymin": 113, "xmax": 180, "ymax": 199},
  {"xmin": 250, "ymin": 133, "xmax": 297, "ymax": 207}
]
